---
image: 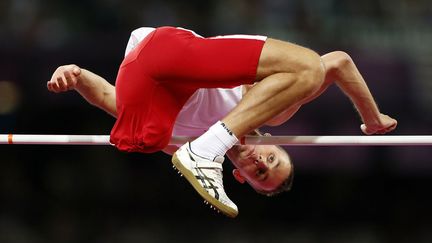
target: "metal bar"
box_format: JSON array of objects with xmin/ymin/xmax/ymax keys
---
[{"xmin": 1, "ymin": 134, "xmax": 432, "ymax": 146}]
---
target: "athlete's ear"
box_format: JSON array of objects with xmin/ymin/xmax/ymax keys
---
[{"xmin": 232, "ymin": 169, "xmax": 246, "ymax": 184}]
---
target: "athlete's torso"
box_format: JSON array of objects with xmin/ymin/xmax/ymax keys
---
[{"xmin": 173, "ymin": 87, "xmax": 242, "ymax": 136}]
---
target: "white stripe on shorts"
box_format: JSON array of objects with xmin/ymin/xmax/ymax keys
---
[
  {"xmin": 210, "ymin": 34, "xmax": 267, "ymax": 41},
  {"xmin": 176, "ymin": 27, "xmax": 204, "ymax": 38},
  {"xmin": 176, "ymin": 27, "xmax": 267, "ymax": 41}
]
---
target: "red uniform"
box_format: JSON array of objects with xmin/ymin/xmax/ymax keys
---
[{"xmin": 110, "ymin": 27, "xmax": 266, "ymax": 153}]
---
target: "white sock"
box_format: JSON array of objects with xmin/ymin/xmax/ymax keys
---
[{"xmin": 190, "ymin": 121, "xmax": 238, "ymax": 161}]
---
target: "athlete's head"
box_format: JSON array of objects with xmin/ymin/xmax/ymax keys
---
[{"xmin": 226, "ymin": 134, "xmax": 294, "ymax": 196}]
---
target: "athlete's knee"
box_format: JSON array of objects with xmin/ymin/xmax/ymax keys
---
[
  {"xmin": 306, "ymin": 51, "xmax": 325, "ymax": 79},
  {"xmin": 297, "ymin": 52, "xmax": 325, "ymax": 96}
]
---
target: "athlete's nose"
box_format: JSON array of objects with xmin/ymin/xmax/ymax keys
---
[{"xmin": 255, "ymin": 157, "xmax": 269, "ymax": 171}]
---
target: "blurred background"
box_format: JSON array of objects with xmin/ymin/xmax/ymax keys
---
[{"xmin": 0, "ymin": 0, "xmax": 431, "ymax": 242}]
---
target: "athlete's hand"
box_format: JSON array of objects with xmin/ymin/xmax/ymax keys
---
[
  {"xmin": 47, "ymin": 64, "xmax": 81, "ymax": 93},
  {"xmin": 361, "ymin": 114, "xmax": 397, "ymax": 135}
]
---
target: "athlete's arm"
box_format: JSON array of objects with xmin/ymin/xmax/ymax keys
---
[
  {"xmin": 47, "ymin": 64, "xmax": 117, "ymax": 117},
  {"xmin": 265, "ymin": 51, "xmax": 397, "ymax": 134}
]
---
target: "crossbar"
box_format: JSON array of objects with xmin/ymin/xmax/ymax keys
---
[{"xmin": 1, "ymin": 134, "xmax": 432, "ymax": 146}]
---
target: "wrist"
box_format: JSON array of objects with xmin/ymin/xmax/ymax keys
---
[
  {"xmin": 360, "ymin": 110, "xmax": 381, "ymax": 127},
  {"xmin": 354, "ymin": 98, "xmax": 380, "ymax": 124}
]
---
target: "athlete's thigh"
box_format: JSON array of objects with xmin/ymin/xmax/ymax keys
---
[
  {"xmin": 255, "ymin": 38, "xmax": 320, "ymax": 81},
  {"xmin": 149, "ymin": 27, "xmax": 266, "ymax": 89}
]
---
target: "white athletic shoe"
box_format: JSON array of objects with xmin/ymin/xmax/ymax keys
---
[{"xmin": 172, "ymin": 142, "xmax": 238, "ymax": 218}]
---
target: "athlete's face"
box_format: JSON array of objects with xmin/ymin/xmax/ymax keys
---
[{"xmin": 226, "ymin": 145, "xmax": 292, "ymax": 192}]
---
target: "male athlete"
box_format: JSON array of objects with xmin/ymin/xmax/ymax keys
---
[{"xmin": 47, "ymin": 27, "xmax": 397, "ymax": 218}]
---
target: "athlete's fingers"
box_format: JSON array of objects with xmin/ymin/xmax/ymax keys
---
[
  {"xmin": 379, "ymin": 120, "xmax": 397, "ymax": 134},
  {"xmin": 52, "ymin": 76, "xmax": 62, "ymax": 91},
  {"xmin": 57, "ymin": 74, "xmax": 68, "ymax": 92},
  {"xmin": 63, "ymin": 70, "xmax": 77, "ymax": 90},
  {"xmin": 362, "ymin": 123, "xmax": 397, "ymax": 135},
  {"xmin": 54, "ymin": 76, "xmax": 63, "ymax": 91},
  {"xmin": 47, "ymin": 75, "xmax": 57, "ymax": 91},
  {"xmin": 48, "ymin": 65, "xmax": 81, "ymax": 93},
  {"xmin": 64, "ymin": 70, "xmax": 72, "ymax": 83},
  {"xmin": 47, "ymin": 80, "xmax": 54, "ymax": 91},
  {"xmin": 47, "ymin": 81, "xmax": 59, "ymax": 93},
  {"xmin": 386, "ymin": 122, "xmax": 397, "ymax": 133},
  {"xmin": 47, "ymin": 81, "xmax": 52, "ymax": 92},
  {"xmin": 374, "ymin": 130, "xmax": 384, "ymax": 135},
  {"xmin": 390, "ymin": 120, "xmax": 398, "ymax": 130}
]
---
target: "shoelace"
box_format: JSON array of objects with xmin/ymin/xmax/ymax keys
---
[
  {"xmin": 195, "ymin": 161, "xmax": 224, "ymax": 193},
  {"xmin": 204, "ymin": 167, "xmax": 223, "ymax": 190},
  {"xmin": 196, "ymin": 161, "xmax": 234, "ymax": 207}
]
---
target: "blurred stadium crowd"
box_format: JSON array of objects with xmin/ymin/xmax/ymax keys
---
[{"xmin": 0, "ymin": 0, "xmax": 431, "ymax": 242}]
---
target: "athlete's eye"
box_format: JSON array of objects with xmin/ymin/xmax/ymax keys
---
[{"xmin": 268, "ymin": 154, "xmax": 275, "ymax": 163}]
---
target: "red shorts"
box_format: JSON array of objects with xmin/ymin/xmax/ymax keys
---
[{"xmin": 110, "ymin": 27, "xmax": 266, "ymax": 153}]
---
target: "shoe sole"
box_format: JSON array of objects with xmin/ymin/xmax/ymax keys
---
[{"xmin": 172, "ymin": 153, "xmax": 238, "ymax": 218}]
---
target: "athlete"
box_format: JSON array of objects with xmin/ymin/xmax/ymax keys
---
[{"xmin": 47, "ymin": 27, "xmax": 397, "ymax": 218}]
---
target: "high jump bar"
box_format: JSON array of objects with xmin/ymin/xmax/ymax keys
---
[{"xmin": 1, "ymin": 134, "xmax": 432, "ymax": 146}]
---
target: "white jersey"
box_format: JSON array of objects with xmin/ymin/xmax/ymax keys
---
[
  {"xmin": 173, "ymin": 87, "xmax": 242, "ymax": 136},
  {"xmin": 124, "ymin": 27, "xmax": 243, "ymax": 137}
]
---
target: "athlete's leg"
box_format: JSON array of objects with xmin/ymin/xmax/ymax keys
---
[
  {"xmin": 189, "ymin": 37, "xmax": 325, "ymax": 159},
  {"xmin": 255, "ymin": 52, "xmax": 341, "ymax": 126},
  {"xmin": 171, "ymin": 33, "xmax": 324, "ymax": 218},
  {"xmin": 221, "ymin": 38, "xmax": 326, "ymax": 137}
]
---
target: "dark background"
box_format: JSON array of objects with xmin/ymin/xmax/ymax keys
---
[{"xmin": 1, "ymin": 0, "xmax": 431, "ymax": 242}]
